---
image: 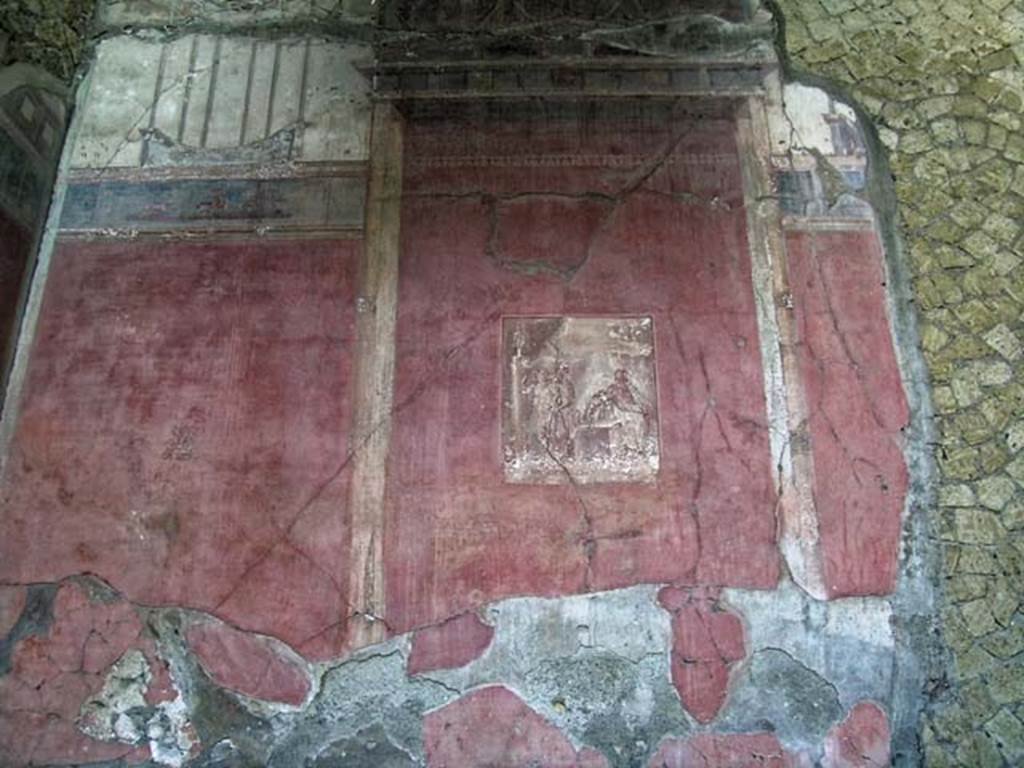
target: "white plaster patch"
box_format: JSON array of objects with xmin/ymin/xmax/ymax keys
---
[
  {"xmin": 301, "ymin": 42, "xmax": 372, "ymax": 162},
  {"xmin": 479, "ymin": 585, "xmax": 672, "ymax": 665},
  {"xmin": 823, "ymin": 598, "xmax": 897, "ymax": 648},
  {"xmin": 769, "ymin": 83, "xmax": 860, "ymax": 158},
  {"xmin": 78, "ymin": 649, "xmax": 196, "ymax": 767},
  {"xmin": 411, "ymin": 585, "xmax": 672, "ymax": 745},
  {"xmin": 725, "ymin": 581, "xmax": 894, "ymax": 652},
  {"xmin": 72, "ymin": 38, "xmax": 162, "ymax": 167},
  {"xmin": 148, "ymin": 693, "xmax": 196, "ymax": 767},
  {"xmin": 79, "ymin": 649, "xmax": 151, "ymax": 743},
  {"xmin": 273, "ymin": 580, "xmax": 908, "ymax": 763},
  {"xmin": 399, "ymin": 581, "xmax": 896, "ymax": 746}
]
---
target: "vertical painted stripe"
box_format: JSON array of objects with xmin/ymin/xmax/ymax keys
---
[
  {"xmin": 200, "ymin": 36, "xmax": 223, "ymax": 149},
  {"xmin": 177, "ymin": 36, "xmax": 199, "ymax": 144},
  {"xmin": 346, "ymin": 103, "xmax": 403, "ymax": 649}
]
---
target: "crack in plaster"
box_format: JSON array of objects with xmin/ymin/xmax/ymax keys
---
[{"xmin": 212, "ymin": 305, "xmax": 503, "ymax": 634}]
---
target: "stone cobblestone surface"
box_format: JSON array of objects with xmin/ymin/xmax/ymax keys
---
[{"xmin": 775, "ymin": 0, "xmax": 1024, "ymax": 764}]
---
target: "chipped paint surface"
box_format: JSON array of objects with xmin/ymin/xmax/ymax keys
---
[{"xmin": 0, "ymin": 577, "xmax": 908, "ymax": 765}]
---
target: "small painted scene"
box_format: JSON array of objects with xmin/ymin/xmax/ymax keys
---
[
  {"xmin": 769, "ymin": 83, "xmax": 873, "ymax": 220},
  {"xmin": 502, "ymin": 316, "xmax": 660, "ymax": 484},
  {"xmin": 0, "ymin": 1, "xmax": 945, "ymax": 766}
]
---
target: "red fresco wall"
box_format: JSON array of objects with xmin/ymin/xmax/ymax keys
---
[
  {"xmin": 785, "ymin": 227, "xmax": 909, "ymax": 597},
  {"xmin": 385, "ymin": 107, "xmax": 781, "ymax": 632},
  {"xmin": 0, "ymin": 121, "xmax": 911, "ymax": 676},
  {"xmin": 0, "ymin": 238, "xmax": 360, "ymax": 659}
]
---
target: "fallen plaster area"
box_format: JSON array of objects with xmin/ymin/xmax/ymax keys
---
[
  {"xmin": 196, "ymin": 582, "xmax": 902, "ymax": 766},
  {"xmin": 79, "ymin": 650, "xmax": 195, "ymax": 765},
  {"xmin": 0, "ymin": 576, "xmax": 906, "ymax": 767}
]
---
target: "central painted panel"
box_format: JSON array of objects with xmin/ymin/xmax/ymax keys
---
[
  {"xmin": 502, "ymin": 315, "xmax": 659, "ymax": 485},
  {"xmin": 385, "ymin": 104, "xmax": 779, "ymax": 632}
]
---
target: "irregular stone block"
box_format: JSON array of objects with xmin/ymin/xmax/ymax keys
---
[
  {"xmin": 984, "ymin": 709, "xmax": 1024, "ymax": 763},
  {"xmin": 984, "ymin": 323, "xmax": 1022, "ymax": 362}
]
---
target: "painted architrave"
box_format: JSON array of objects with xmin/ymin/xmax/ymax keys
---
[{"xmin": 59, "ymin": 164, "xmax": 367, "ymax": 237}]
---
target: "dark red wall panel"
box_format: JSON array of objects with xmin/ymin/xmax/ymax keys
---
[
  {"xmin": 0, "ymin": 238, "xmax": 359, "ymax": 658},
  {"xmin": 786, "ymin": 227, "xmax": 909, "ymax": 597},
  {"xmin": 385, "ymin": 109, "xmax": 779, "ymax": 632}
]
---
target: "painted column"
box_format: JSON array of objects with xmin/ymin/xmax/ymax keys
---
[{"xmin": 347, "ymin": 102, "xmax": 403, "ymax": 647}]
